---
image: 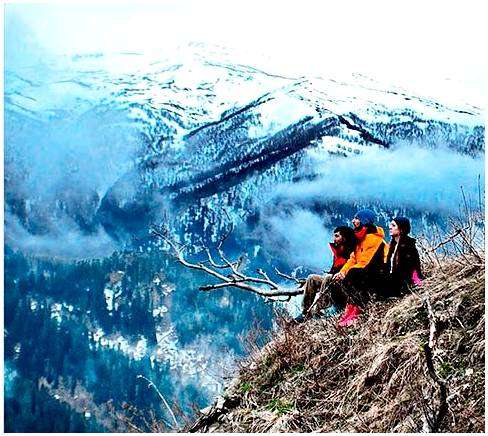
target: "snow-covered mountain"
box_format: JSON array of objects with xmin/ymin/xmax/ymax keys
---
[
  {"xmin": 4, "ymin": 45, "xmax": 484, "ymax": 432},
  {"xmin": 4, "ymin": 47, "xmax": 484, "ymax": 255}
]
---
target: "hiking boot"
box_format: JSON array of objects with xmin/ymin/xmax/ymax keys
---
[
  {"xmin": 338, "ymin": 304, "xmax": 361, "ymax": 327},
  {"xmin": 338, "ymin": 304, "xmax": 354, "ymax": 324}
]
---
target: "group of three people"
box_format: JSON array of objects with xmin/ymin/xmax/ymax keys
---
[{"xmin": 298, "ymin": 209, "xmax": 422, "ymax": 327}]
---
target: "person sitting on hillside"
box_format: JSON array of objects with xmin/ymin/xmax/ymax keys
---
[
  {"xmin": 385, "ymin": 216, "xmax": 423, "ymax": 296},
  {"xmin": 295, "ymin": 226, "xmax": 356, "ymax": 322},
  {"xmin": 332, "ymin": 208, "xmax": 389, "ymax": 327}
]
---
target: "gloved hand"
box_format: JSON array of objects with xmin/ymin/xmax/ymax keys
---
[{"xmin": 412, "ymin": 270, "xmax": 422, "ymax": 286}]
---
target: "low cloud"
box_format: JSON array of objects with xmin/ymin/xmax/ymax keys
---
[
  {"xmin": 254, "ymin": 143, "xmax": 484, "ymax": 272},
  {"xmin": 257, "ymin": 208, "xmax": 333, "ymax": 271},
  {"xmin": 5, "ymin": 210, "xmax": 119, "ymax": 260},
  {"xmin": 274, "ymin": 144, "xmax": 484, "ymax": 213}
]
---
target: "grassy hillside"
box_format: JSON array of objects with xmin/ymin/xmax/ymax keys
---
[{"xmin": 187, "ymin": 249, "xmax": 484, "ymax": 432}]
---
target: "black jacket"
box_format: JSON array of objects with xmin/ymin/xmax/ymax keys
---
[{"xmin": 386, "ymin": 235, "xmax": 422, "ymax": 295}]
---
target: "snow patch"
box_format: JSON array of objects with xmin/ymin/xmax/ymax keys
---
[
  {"xmin": 86, "ymin": 324, "xmax": 233, "ymax": 395},
  {"xmin": 4, "ymin": 361, "xmax": 18, "ymax": 398},
  {"xmin": 30, "ymin": 298, "xmax": 38, "ymax": 311},
  {"xmin": 247, "ymin": 94, "xmax": 315, "ymax": 139},
  {"xmin": 50, "ymin": 302, "xmax": 62, "ymax": 323},
  {"xmin": 152, "ymin": 305, "xmax": 168, "ymax": 317}
]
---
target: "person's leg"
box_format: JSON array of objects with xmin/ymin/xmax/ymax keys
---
[
  {"xmin": 313, "ymin": 274, "xmax": 334, "ymax": 315},
  {"xmin": 319, "ymin": 273, "xmax": 334, "ymax": 292},
  {"xmin": 301, "ymin": 274, "xmax": 324, "ymax": 316},
  {"xmin": 342, "ymin": 268, "xmax": 371, "ymax": 307},
  {"xmin": 356, "ymin": 269, "xmax": 388, "ymax": 301},
  {"xmin": 336, "ymin": 269, "xmax": 368, "ymax": 326},
  {"xmin": 369, "ymin": 271, "xmax": 388, "ymax": 299},
  {"xmin": 329, "ymin": 280, "xmax": 348, "ymax": 310}
]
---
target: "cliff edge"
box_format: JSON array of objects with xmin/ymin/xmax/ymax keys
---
[{"xmin": 188, "ymin": 252, "xmax": 484, "ymax": 433}]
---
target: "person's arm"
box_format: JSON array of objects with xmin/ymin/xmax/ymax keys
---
[
  {"xmin": 339, "ymin": 249, "xmax": 357, "ymax": 276},
  {"xmin": 412, "ymin": 243, "xmax": 423, "ymax": 279},
  {"xmin": 344, "ymin": 235, "xmax": 382, "ymax": 271},
  {"xmin": 412, "ymin": 270, "xmax": 422, "ymax": 286}
]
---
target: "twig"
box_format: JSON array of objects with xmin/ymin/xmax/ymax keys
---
[
  {"xmin": 274, "ymin": 267, "xmax": 306, "ymax": 285},
  {"xmin": 137, "ymin": 375, "xmax": 178, "ymax": 429},
  {"xmin": 477, "ymin": 174, "xmax": 483, "ymax": 213},
  {"xmin": 305, "ymin": 280, "xmax": 333, "ymax": 316},
  {"xmin": 429, "ymin": 228, "xmax": 462, "ymax": 254},
  {"xmin": 421, "ymin": 296, "xmax": 448, "ymax": 432}
]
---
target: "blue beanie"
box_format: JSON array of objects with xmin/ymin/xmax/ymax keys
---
[{"xmin": 355, "ymin": 209, "xmax": 376, "ymax": 225}]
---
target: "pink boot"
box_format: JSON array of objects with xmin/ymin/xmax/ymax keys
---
[
  {"xmin": 338, "ymin": 304, "xmax": 354, "ymax": 325},
  {"xmin": 338, "ymin": 304, "xmax": 361, "ymax": 327}
]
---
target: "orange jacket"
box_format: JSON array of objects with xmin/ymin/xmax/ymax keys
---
[{"xmin": 340, "ymin": 226, "xmax": 389, "ymax": 275}]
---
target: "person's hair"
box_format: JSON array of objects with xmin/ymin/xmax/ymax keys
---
[
  {"xmin": 334, "ymin": 226, "xmax": 357, "ymax": 251},
  {"xmin": 392, "ymin": 216, "xmax": 411, "ymax": 235}
]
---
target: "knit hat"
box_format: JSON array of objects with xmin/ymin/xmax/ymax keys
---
[
  {"xmin": 393, "ymin": 216, "xmax": 411, "ymax": 235},
  {"xmin": 354, "ymin": 209, "xmax": 376, "ymax": 226}
]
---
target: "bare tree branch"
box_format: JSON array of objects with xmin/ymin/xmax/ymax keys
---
[
  {"xmin": 428, "ymin": 228, "xmax": 462, "ymax": 253},
  {"xmin": 421, "ymin": 296, "xmax": 448, "ymax": 433},
  {"xmin": 136, "ymin": 374, "xmax": 178, "ymax": 430},
  {"xmin": 274, "ymin": 267, "xmax": 306, "ymax": 285},
  {"xmin": 203, "ymin": 248, "xmax": 232, "ymax": 269},
  {"xmin": 150, "ymin": 224, "xmax": 304, "ymax": 299}
]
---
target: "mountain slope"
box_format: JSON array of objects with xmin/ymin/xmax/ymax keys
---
[
  {"xmin": 4, "ymin": 49, "xmax": 484, "ymax": 250},
  {"xmin": 188, "ymin": 252, "xmax": 484, "ymax": 433}
]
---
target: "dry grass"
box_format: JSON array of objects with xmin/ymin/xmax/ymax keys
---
[{"xmin": 188, "ymin": 221, "xmax": 485, "ymax": 433}]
